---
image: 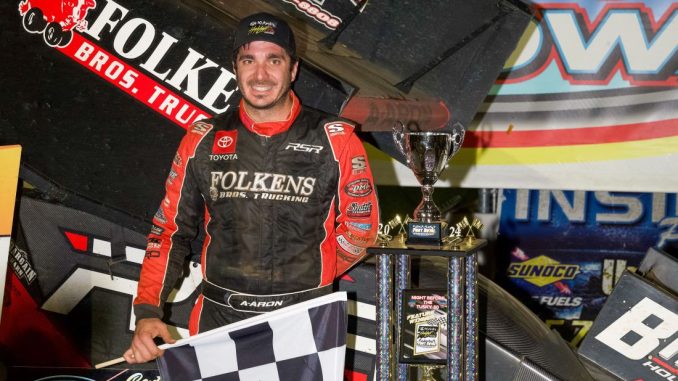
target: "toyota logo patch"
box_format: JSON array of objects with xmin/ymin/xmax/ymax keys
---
[
  {"xmin": 217, "ymin": 136, "xmax": 233, "ymax": 148},
  {"xmin": 212, "ymin": 130, "xmax": 238, "ymax": 154}
]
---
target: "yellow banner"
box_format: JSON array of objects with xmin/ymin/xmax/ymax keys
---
[{"xmin": 0, "ymin": 145, "xmax": 21, "ymax": 235}]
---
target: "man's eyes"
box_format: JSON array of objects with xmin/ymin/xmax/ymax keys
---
[{"xmin": 239, "ymin": 58, "xmax": 284, "ymax": 65}]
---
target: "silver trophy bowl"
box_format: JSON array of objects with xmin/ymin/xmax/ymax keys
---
[{"xmin": 393, "ymin": 121, "xmax": 465, "ymax": 223}]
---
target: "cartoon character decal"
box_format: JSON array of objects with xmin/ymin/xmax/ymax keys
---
[{"xmin": 19, "ymin": 0, "xmax": 96, "ymax": 47}]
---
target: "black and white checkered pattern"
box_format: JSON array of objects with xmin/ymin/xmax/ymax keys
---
[{"xmin": 157, "ymin": 292, "xmax": 347, "ymax": 381}]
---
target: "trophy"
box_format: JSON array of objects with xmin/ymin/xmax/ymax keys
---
[{"xmin": 393, "ymin": 121, "xmax": 465, "ymax": 244}]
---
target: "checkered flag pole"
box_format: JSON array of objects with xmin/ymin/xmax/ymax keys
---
[{"xmin": 157, "ymin": 292, "xmax": 348, "ymax": 381}]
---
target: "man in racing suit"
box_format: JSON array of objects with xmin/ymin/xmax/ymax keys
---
[{"xmin": 124, "ymin": 12, "xmax": 379, "ymax": 364}]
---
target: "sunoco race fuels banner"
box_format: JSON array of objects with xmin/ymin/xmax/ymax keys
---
[
  {"xmin": 497, "ymin": 189, "xmax": 678, "ymax": 347},
  {"xmin": 369, "ymin": 0, "xmax": 678, "ymax": 192}
]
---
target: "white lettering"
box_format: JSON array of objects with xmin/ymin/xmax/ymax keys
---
[
  {"xmin": 200, "ymin": 68, "xmax": 236, "ymax": 114},
  {"xmin": 176, "ymin": 104, "xmax": 197, "ymax": 124},
  {"xmin": 235, "ymin": 171, "xmax": 251, "ymax": 190},
  {"xmin": 74, "ymin": 42, "xmax": 95, "ymax": 61},
  {"xmin": 208, "ymin": 154, "xmax": 238, "ymax": 161},
  {"xmin": 595, "ymin": 297, "xmax": 678, "ymax": 360},
  {"xmin": 210, "ymin": 171, "xmax": 316, "ymax": 198},
  {"xmin": 546, "ymin": 10, "xmax": 678, "ymax": 74},
  {"xmin": 660, "ymin": 338, "xmax": 678, "ymax": 365},
  {"xmin": 515, "ymin": 191, "xmax": 678, "ymax": 225},
  {"xmin": 148, "ymin": 85, "xmax": 166, "ymax": 104},
  {"xmin": 104, "ymin": 61, "xmax": 124, "ymax": 79},
  {"xmin": 595, "ymin": 191, "xmax": 643, "ymax": 223},
  {"xmin": 301, "ymin": 177, "xmax": 316, "ymax": 196},
  {"xmin": 83, "ymin": 0, "xmax": 237, "ymax": 114},
  {"xmin": 139, "ymin": 32, "xmax": 178, "ymax": 80},
  {"xmin": 89, "ymin": 51, "xmax": 109, "ymax": 71},
  {"xmin": 271, "ymin": 174, "xmax": 286, "ymax": 192},
  {"xmin": 159, "ymin": 93, "xmax": 180, "ymax": 115},
  {"xmin": 84, "ymin": 0, "xmax": 129, "ymax": 41},
  {"xmin": 538, "ymin": 190, "xmax": 585, "ymax": 222},
  {"xmin": 658, "ymin": 217, "xmax": 678, "ymax": 248},
  {"xmin": 284, "ymin": 176, "xmax": 303, "ymax": 194},
  {"xmin": 251, "ymin": 172, "xmax": 272, "ymax": 191},
  {"xmin": 538, "ymin": 296, "xmax": 582, "ymax": 307},
  {"xmin": 113, "ymin": 18, "xmax": 155, "ymax": 59},
  {"xmin": 126, "ymin": 372, "xmax": 161, "ymax": 381},
  {"xmin": 166, "ymin": 48, "xmax": 216, "ymax": 101},
  {"xmin": 240, "ymin": 300, "xmax": 284, "ymax": 307}
]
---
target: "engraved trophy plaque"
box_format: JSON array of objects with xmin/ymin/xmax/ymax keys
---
[{"xmin": 393, "ymin": 121, "xmax": 465, "ymax": 244}]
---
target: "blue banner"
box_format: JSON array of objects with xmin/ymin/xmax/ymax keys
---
[{"xmin": 497, "ymin": 189, "xmax": 678, "ymax": 345}]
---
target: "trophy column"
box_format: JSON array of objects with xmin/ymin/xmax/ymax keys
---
[
  {"xmin": 376, "ymin": 253, "xmax": 393, "ymax": 380},
  {"xmin": 396, "ymin": 254, "xmax": 411, "ymax": 381},
  {"xmin": 368, "ymin": 238, "xmax": 486, "ymax": 381}
]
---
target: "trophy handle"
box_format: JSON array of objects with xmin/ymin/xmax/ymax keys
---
[
  {"xmin": 392, "ymin": 120, "xmax": 408, "ymax": 162},
  {"xmin": 447, "ymin": 122, "xmax": 466, "ymax": 162}
]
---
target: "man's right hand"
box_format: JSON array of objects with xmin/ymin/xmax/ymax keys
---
[{"xmin": 123, "ymin": 318, "xmax": 176, "ymax": 364}]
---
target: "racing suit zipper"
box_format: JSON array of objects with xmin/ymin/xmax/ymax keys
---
[{"xmin": 260, "ymin": 134, "xmax": 273, "ymax": 292}]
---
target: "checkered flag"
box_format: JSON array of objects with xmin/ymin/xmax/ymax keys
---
[{"xmin": 157, "ymin": 292, "xmax": 347, "ymax": 381}]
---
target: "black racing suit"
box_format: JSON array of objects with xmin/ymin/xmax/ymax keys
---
[{"xmin": 134, "ymin": 93, "xmax": 379, "ymax": 334}]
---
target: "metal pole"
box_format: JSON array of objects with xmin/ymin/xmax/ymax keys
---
[
  {"xmin": 447, "ymin": 257, "xmax": 465, "ymax": 380},
  {"xmin": 395, "ymin": 254, "xmax": 410, "ymax": 381},
  {"xmin": 465, "ymin": 253, "xmax": 478, "ymax": 381},
  {"xmin": 376, "ymin": 253, "xmax": 394, "ymax": 381},
  {"xmin": 478, "ymin": 188, "xmax": 496, "ymax": 214}
]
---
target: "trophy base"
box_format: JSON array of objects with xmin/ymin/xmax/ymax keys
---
[{"xmin": 406, "ymin": 221, "xmax": 445, "ymax": 245}]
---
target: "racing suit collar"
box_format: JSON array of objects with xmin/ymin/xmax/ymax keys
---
[{"xmin": 239, "ymin": 91, "xmax": 301, "ymax": 137}]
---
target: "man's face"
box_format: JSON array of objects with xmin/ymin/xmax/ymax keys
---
[{"xmin": 235, "ymin": 41, "xmax": 298, "ymax": 114}]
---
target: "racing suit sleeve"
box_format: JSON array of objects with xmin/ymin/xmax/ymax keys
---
[
  {"xmin": 329, "ymin": 123, "xmax": 380, "ymax": 276},
  {"xmin": 133, "ymin": 123, "xmax": 211, "ymax": 322}
]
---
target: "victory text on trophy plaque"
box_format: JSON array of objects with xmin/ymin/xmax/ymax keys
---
[{"xmin": 393, "ymin": 121, "xmax": 465, "ymax": 245}]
